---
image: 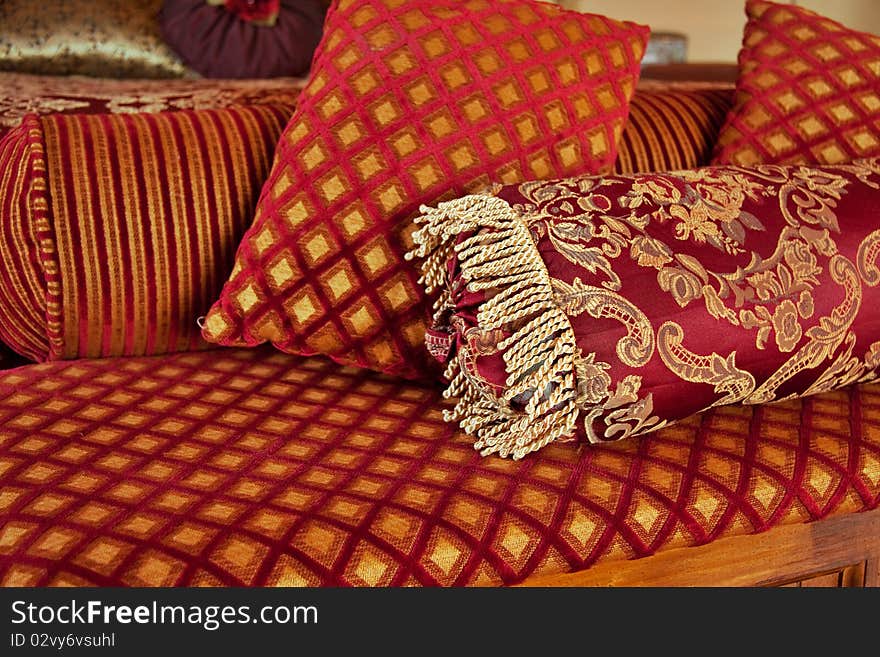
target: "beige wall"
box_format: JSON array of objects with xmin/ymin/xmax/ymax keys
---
[{"xmin": 561, "ymin": 0, "xmax": 880, "ymax": 62}]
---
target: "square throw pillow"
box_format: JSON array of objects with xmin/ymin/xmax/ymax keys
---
[
  {"xmin": 202, "ymin": 0, "xmax": 649, "ymax": 379},
  {"xmin": 411, "ymin": 159, "xmax": 880, "ymax": 458},
  {"xmin": 712, "ymin": 0, "xmax": 880, "ymax": 166},
  {"xmin": 0, "ymin": 103, "xmax": 292, "ymax": 362}
]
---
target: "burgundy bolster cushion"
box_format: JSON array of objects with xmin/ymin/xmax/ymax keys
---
[{"xmin": 411, "ymin": 159, "xmax": 880, "ymax": 459}]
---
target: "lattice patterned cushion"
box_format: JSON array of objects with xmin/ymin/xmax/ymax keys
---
[
  {"xmin": 412, "ymin": 159, "xmax": 880, "ymax": 458},
  {"xmin": 202, "ymin": 0, "xmax": 649, "ymax": 379},
  {"xmin": 712, "ymin": 0, "xmax": 880, "ymax": 166},
  {"xmin": 0, "ymin": 104, "xmax": 292, "ymax": 362},
  {"xmin": 0, "ymin": 348, "xmax": 877, "ymax": 586}
]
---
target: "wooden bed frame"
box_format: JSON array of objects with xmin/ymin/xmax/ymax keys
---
[{"xmin": 517, "ymin": 508, "xmax": 880, "ymax": 587}]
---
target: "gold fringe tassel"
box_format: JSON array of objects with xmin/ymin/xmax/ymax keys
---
[{"xmin": 407, "ymin": 194, "xmax": 581, "ymax": 459}]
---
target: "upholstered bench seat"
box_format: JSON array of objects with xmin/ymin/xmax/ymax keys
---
[{"xmin": 0, "ymin": 348, "xmax": 878, "ymax": 586}]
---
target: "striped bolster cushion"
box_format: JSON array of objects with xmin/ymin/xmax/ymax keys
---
[
  {"xmin": 615, "ymin": 85, "xmax": 734, "ymax": 174},
  {"xmin": 0, "ymin": 103, "xmax": 293, "ymax": 361}
]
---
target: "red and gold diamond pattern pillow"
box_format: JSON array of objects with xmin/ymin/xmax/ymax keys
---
[
  {"xmin": 202, "ymin": 0, "xmax": 648, "ymax": 378},
  {"xmin": 712, "ymin": 0, "xmax": 880, "ymax": 166}
]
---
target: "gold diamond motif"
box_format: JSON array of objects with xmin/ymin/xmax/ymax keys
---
[
  {"xmin": 351, "ymin": 69, "xmax": 379, "ymax": 95},
  {"xmin": 384, "ymin": 50, "xmax": 414, "ymax": 75},
  {"xmin": 427, "ymin": 111, "xmax": 455, "ymax": 138},
  {"xmin": 281, "ymin": 195, "xmax": 311, "ymax": 230},
  {"xmin": 379, "ymin": 277, "xmax": 413, "ymax": 311},
  {"xmin": 588, "ymin": 128, "xmax": 608, "ymax": 156},
  {"xmin": 303, "ymin": 231, "xmax": 332, "ymax": 264},
  {"xmin": 440, "ymin": 63, "xmax": 468, "ymax": 90},
  {"xmin": 317, "ymin": 92, "xmax": 345, "ymax": 119},
  {"xmin": 447, "ymin": 142, "xmax": 476, "ymax": 171},
  {"xmin": 302, "ymin": 141, "xmax": 326, "ymax": 171},
  {"xmin": 774, "ymin": 90, "xmax": 803, "ymax": 112},
  {"xmin": 287, "ymin": 292, "xmax": 319, "ymax": 326},
  {"xmin": 428, "ymin": 536, "xmax": 461, "ymax": 576},
  {"xmin": 514, "ymin": 113, "xmax": 539, "ymax": 143},
  {"xmin": 334, "ymin": 205, "xmax": 368, "ymax": 241},
  {"xmin": 494, "ymin": 80, "xmax": 523, "ymax": 109},
  {"xmin": 482, "ymin": 128, "xmax": 509, "ymax": 156},
  {"xmin": 499, "ymin": 524, "xmax": 530, "ymax": 559},
  {"xmin": 461, "ymin": 96, "xmax": 489, "ymax": 123},
  {"xmin": 806, "ymin": 78, "xmax": 833, "ymax": 97},
  {"xmin": 527, "ymin": 69, "xmax": 550, "ymax": 94},
  {"xmin": 343, "ymin": 303, "xmax": 377, "ymax": 335},
  {"xmin": 321, "ymin": 267, "xmax": 354, "ymax": 302},
  {"xmin": 545, "ymin": 101, "xmax": 568, "ymax": 131},
  {"xmin": 351, "ymin": 549, "xmax": 389, "ymax": 586},
  {"xmin": 797, "ymin": 115, "xmax": 826, "ymax": 137},
  {"xmin": 850, "ymin": 128, "xmax": 879, "ymax": 151},
  {"xmin": 268, "ymin": 256, "xmax": 297, "ymax": 290},
  {"xmin": 818, "ymin": 143, "xmax": 847, "ymax": 164},
  {"xmin": 370, "ymin": 100, "xmax": 401, "ymax": 127},
  {"xmin": 376, "ymin": 182, "xmax": 405, "ymax": 212},
  {"xmin": 357, "ymin": 239, "xmax": 393, "ymax": 276},
  {"xmin": 319, "ymin": 173, "xmax": 347, "ymax": 205},
  {"xmin": 630, "ymin": 496, "xmax": 662, "ymax": 535},
  {"xmin": 410, "ymin": 159, "xmax": 441, "ymax": 191},
  {"xmin": 836, "ymin": 67, "xmax": 863, "ymax": 87},
  {"xmin": 858, "ymin": 92, "xmax": 880, "ymax": 112},
  {"xmin": 406, "ymin": 79, "xmax": 434, "ymax": 106},
  {"xmin": 336, "ymin": 118, "xmax": 365, "ymax": 147},
  {"xmin": 235, "ymin": 285, "xmax": 259, "ymax": 313},
  {"xmin": 353, "ymin": 151, "xmax": 385, "ymax": 182},
  {"xmin": 391, "ymin": 130, "xmax": 418, "ymax": 158},
  {"xmin": 765, "ymin": 130, "xmax": 796, "ymax": 154},
  {"xmin": 420, "ymin": 32, "xmax": 448, "ymax": 58},
  {"xmin": 828, "ymin": 102, "xmax": 856, "ymax": 123},
  {"xmin": 815, "ymin": 44, "xmax": 841, "ymax": 61}
]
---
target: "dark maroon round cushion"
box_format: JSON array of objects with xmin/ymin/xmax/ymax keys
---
[{"xmin": 160, "ymin": 0, "xmax": 327, "ymax": 78}]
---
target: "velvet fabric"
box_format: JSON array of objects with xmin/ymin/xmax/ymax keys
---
[
  {"xmin": 202, "ymin": 0, "xmax": 649, "ymax": 379},
  {"xmin": 217, "ymin": 0, "xmax": 281, "ymax": 25},
  {"xmin": 160, "ymin": 0, "xmax": 328, "ymax": 79},
  {"xmin": 413, "ymin": 159, "xmax": 880, "ymax": 458},
  {"xmin": 0, "ymin": 104, "xmax": 293, "ymax": 362},
  {"xmin": 0, "ymin": 347, "xmax": 876, "ymax": 586},
  {"xmin": 712, "ymin": 0, "xmax": 880, "ymax": 166}
]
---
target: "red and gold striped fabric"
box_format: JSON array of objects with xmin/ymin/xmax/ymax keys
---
[
  {"xmin": 0, "ymin": 117, "xmax": 50, "ymax": 362},
  {"xmin": 0, "ymin": 103, "xmax": 294, "ymax": 361},
  {"xmin": 615, "ymin": 84, "xmax": 734, "ymax": 174}
]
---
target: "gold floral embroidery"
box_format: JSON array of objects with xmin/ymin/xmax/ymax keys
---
[
  {"xmin": 411, "ymin": 157, "xmax": 880, "ymax": 458},
  {"xmin": 657, "ymin": 322, "xmax": 756, "ymax": 405},
  {"xmin": 770, "ymin": 299, "xmax": 802, "ymax": 353},
  {"xmin": 857, "ymin": 229, "xmax": 880, "ymax": 286},
  {"xmin": 746, "ymin": 254, "xmax": 862, "ymax": 405},
  {"xmin": 0, "ymin": 72, "xmax": 304, "ymax": 134},
  {"xmin": 630, "ymin": 235, "xmax": 672, "ymax": 267},
  {"xmin": 550, "ymin": 277, "xmax": 654, "ymax": 367}
]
